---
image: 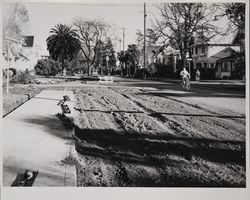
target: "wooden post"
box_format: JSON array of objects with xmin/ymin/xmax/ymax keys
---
[{"xmin": 143, "ymin": 2, "xmax": 147, "ymax": 79}]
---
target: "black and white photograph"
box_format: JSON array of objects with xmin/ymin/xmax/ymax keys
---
[{"xmin": 0, "ymin": 0, "xmax": 249, "ymax": 198}]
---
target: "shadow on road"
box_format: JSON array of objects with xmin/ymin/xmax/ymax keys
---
[{"xmin": 115, "ymin": 79, "xmax": 245, "ymax": 98}]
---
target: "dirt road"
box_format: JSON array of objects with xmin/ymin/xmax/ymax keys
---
[{"xmin": 74, "ymin": 85, "xmax": 245, "ymax": 187}]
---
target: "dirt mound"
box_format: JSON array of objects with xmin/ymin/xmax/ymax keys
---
[{"xmin": 74, "ymin": 86, "xmax": 245, "ymax": 187}]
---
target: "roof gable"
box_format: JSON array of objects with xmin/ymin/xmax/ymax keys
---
[
  {"xmin": 196, "ymin": 47, "xmax": 236, "ymax": 63},
  {"xmin": 210, "ymin": 47, "xmax": 236, "ymax": 59}
]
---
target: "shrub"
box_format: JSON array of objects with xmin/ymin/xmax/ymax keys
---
[
  {"xmin": 35, "ymin": 58, "xmax": 60, "ymax": 76},
  {"xmin": 10, "ymin": 69, "xmax": 35, "ymax": 84},
  {"xmin": 9, "ymin": 68, "xmax": 17, "ymax": 77},
  {"xmin": 133, "ymin": 68, "xmax": 151, "ymax": 78}
]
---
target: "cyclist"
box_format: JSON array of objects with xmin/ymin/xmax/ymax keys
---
[{"xmin": 180, "ymin": 67, "xmax": 190, "ymax": 90}]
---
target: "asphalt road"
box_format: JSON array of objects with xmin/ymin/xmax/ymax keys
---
[{"xmin": 112, "ymin": 77, "xmax": 246, "ymax": 116}]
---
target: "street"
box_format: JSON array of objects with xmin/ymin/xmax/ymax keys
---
[{"xmin": 113, "ymin": 77, "xmax": 246, "ymax": 115}]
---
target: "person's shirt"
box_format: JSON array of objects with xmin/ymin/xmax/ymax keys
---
[
  {"xmin": 180, "ymin": 70, "xmax": 190, "ymax": 78},
  {"xmin": 196, "ymin": 70, "xmax": 200, "ymax": 76}
]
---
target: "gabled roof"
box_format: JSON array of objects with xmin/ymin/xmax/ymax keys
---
[
  {"xmin": 210, "ymin": 47, "xmax": 236, "ymax": 59},
  {"xmin": 190, "ymin": 29, "xmax": 239, "ymax": 48},
  {"xmin": 189, "ymin": 43, "xmax": 239, "ymax": 48},
  {"xmin": 196, "ymin": 47, "xmax": 236, "ymax": 63},
  {"xmin": 162, "ymin": 45, "xmax": 179, "ymax": 55}
]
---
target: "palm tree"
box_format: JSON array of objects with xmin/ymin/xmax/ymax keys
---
[{"xmin": 46, "ymin": 24, "xmax": 81, "ymax": 75}]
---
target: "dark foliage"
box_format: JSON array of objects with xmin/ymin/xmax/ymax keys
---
[
  {"xmin": 34, "ymin": 58, "xmax": 60, "ymax": 77},
  {"xmin": 10, "ymin": 69, "xmax": 35, "ymax": 84}
]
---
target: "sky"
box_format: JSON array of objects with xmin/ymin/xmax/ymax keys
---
[
  {"xmin": 5, "ymin": 2, "xmax": 234, "ymax": 57},
  {"xmin": 24, "ymin": 3, "xmax": 158, "ymax": 55}
]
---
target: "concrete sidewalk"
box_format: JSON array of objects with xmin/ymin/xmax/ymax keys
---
[{"xmin": 3, "ymin": 90, "xmax": 76, "ymax": 187}]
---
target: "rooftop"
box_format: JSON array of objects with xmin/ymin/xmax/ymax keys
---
[
  {"xmin": 189, "ymin": 43, "xmax": 240, "ymax": 48},
  {"xmin": 196, "ymin": 47, "xmax": 237, "ymax": 63}
]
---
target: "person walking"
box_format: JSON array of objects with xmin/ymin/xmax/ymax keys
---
[{"xmin": 195, "ymin": 69, "xmax": 200, "ymax": 84}]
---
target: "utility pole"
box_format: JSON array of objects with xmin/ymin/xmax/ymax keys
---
[
  {"xmin": 122, "ymin": 27, "xmax": 126, "ymax": 76},
  {"xmin": 122, "ymin": 28, "xmax": 125, "ymax": 51},
  {"xmin": 6, "ymin": 39, "xmax": 10, "ymax": 95},
  {"xmin": 143, "ymin": 2, "xmax": 147, "ymax": 79},
  {"xmin": 119, "ymin": 39, "xmax": 122, "ymax": 51}
]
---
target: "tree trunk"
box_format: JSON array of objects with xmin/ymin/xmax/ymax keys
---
[
  {"xmin": 134, "ymin": 62, "xmax": 137, "ymax": 77},
  {"xmin": 121, "ymin": 62, "xmax": 124, "ymax": 77},
  {"xmin": 87, "ymin": 63, "xmax": 90, "ymax": 76},
  {"xmin": 61, "ymin": 59, "xmax": 64, "ymax": 76}
]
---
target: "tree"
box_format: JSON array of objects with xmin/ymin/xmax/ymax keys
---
[
  {"xmin": 221, "ymin": 3, "xmax": 245, "ymax": 51},
  {"xmin": 94, "ymin": 40, "xmax": 105, "ymax": 73},
  {"xmin": 67, "ymin": 51, "xmax": 89, "ymax": 75},
  {"xmin": 214, "ymin": 3, "xmax": 245, "ymax": 79},
  {"xmin": 46, "ymin": 24, "xmax": 81, "ymax": 75},
  {"xmin": 103, "ymin": 38, "xmax": 116, "ymax": 75},
  {"xmin": 136, "ymin": 29, "xmax": 158, "ymax": 48},
  {"xmin": 126, "ymin": 44, "xmax": 140, "ymax": 77},
  {"xmin": 153, "ymin": 3, "xmax": 221, "ymax": 68},
  {"xmin": 117, "ymin": 44, "xmax": 139, "ymax": 77},
  {"xmin": 117, "ymin": 51, "xmax": 127, "ymax": 76},
  {"xmin": 34, "ymin": 58, "xmax": 60, "ymax": 77},
  {"xmin": 3, "ymin": 3, "xmax": 29, "ymax": 39},
  {"xmin": 73, "ymin": 18, "xmax": 110, "ymax": 76}
]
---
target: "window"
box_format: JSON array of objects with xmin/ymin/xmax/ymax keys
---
[
  {"xmin": 202, "ymin": 46, "xmax": 205, "ymax": 54},
  {"xmin": 195, "ymin": 47, "xmax": 198, "ymax": 54},
  {"xmin": 204, "ymin": 63, "xmax": 207, "ymax": 69},
  {"xmin": 222, "ymin": 62, "xmax": 229, "ymax": 72}
]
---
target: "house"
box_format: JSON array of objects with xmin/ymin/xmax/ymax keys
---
[
  {"xmin": 158, "ymin": 45, "xmax": 180, "ymax": 73},
  {"xmin": 2, "ymin": 36, "xmax": 44, "ymax": 72},
  {"xmin": 188, "ymin": 29, "xmax": 243, "ymax": 79},
  {"xmin": 139, "ymin": 45, "xmax": 180, "ymax": 76},
  {"xmin": 190, "ymin": 43, "xmax": 240, "ymax": 79},
  {"xmin": 138, "ymin": 45, "xmax": 160, "ymax": 74}
]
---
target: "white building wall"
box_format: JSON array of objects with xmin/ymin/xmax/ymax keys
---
[{"xmin": 2, "ymin": 45, "xmax": 43, "ymax": 71}]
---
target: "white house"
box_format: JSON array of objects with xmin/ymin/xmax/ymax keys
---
[
  {"xmin": 2, "ymin": 36, "xmax": 44, "ymax": 72},
  {"xmin": 139, "ymin": 45, "xmax": 180, "ymax": 74},
  {"xmin": 190, "ymin": 42, "xmax": 240, "ymax": 79}
]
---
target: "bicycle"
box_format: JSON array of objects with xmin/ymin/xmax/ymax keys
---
[{"xmin": 181, "ymin": 77, "xmax": 190, "ymax": 91}]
